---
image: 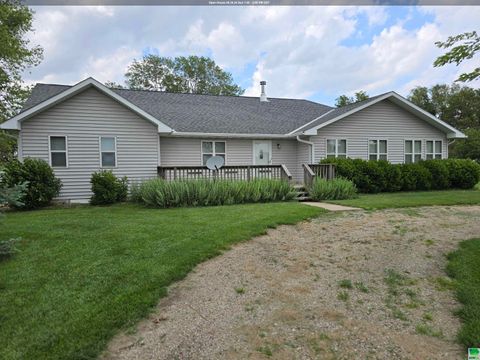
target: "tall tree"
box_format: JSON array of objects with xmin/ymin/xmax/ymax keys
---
[
  {"xmin": 450, "ymin": 128, "xmax": 480, "ymax": 162},
  {"xmin": 124, "ymin": 55, "xmax": 244, "ymax": 96},
  {"xmin": 0, "ymin": 1, "xmax": 42, "ymax": 162},
  {"xmin": 434, "ymin": 31, "xmax": 480, "ymax": 82},
  {"xmin": 407, "ymin": 84, "xmax": 480, "ymax": 130},
  {"xmin": 0, "ymin": 0, "xmax": 42, "ymax": 122},
  {"xmin": 335, "ymin": 90, "xmax": 369, "ymax": 107}
]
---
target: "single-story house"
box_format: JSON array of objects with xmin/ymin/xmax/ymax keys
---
[{"xmin": 1, "ymin": 77, "xmax": 466, "ymax": 202}]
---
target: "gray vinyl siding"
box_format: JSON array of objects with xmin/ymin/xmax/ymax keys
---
[
  {"xmin": 160, "ymin": 137, "xmax": 303, "ymax": 181},
  {"xmin": 296, "ymin": 142, "xmax": 311, "ymax": 183},
  {"xmin": 20, "ymin": 87, "xmax": 159, "ymax": 201},
  {"xmin": 312, "ymin": 99, "xmax": 448, "ymax": 163}
]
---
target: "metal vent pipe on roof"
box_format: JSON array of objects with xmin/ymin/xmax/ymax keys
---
[{"xmin": 260, "ymin": 81, "xmax": 268, "ymax": 102}]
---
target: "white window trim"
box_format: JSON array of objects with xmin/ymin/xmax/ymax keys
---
[
  {"xmin": 425, "ymin": 139, "xmax": 444, "ymax": 160},
  {"xmin": 325, "ymin": 138, "xmax": 348, "ymax": 158},
  {"xmin": 99, "ymin": 136, "xmax": 117, "ymax": 168},
  {"xmin": 404, "ymin": 139, "xmax": 423, "ymax": 163},
  {"xmin": 48, "ymin": 135, "xmax": 68, "ymax": 168},
  {"xmin": 201, "ymin": 140, "xmax": 227, "ymax": 166},
  {"xmin": 252, "ymin": 140, "xmax": 273, "ymax": 165},
  {"xmin": 368, "ymin": 139, "xmax": 388, "ymax": 161}
]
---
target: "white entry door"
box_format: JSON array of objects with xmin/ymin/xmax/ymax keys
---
[{"xmin": 253, "ymin": 141, "xmax": 272, "ymax": 165}]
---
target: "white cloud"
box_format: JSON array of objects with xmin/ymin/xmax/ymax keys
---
[{"xmin": 24, "ymin": 5, "xmax": 480, "ymax": 104}]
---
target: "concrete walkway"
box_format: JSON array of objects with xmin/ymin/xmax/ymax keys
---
[{"xmin": 301, "ymin": 201, "xmax": 362, "ymax": 211}]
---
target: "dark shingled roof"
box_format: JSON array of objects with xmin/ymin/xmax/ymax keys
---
[{"xmin": 22, "ymin": 84, "xmax": 334, "ymax": 135}]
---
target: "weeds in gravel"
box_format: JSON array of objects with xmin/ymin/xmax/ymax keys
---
[
  {"xmin": 337, "ymin": 291, "xmax": 349, "ymax": 302},
  {"xmin": 415, "ymin": 323, "xmax": 443, "ymax": 338},
  {"xmin": 393, "ymin": 224, "xmax": 409, "ymax": 236},
  {"xmin": 425, "ymin": 239, "xmax": 435, "ymax": 246},
  {"xmin": 387, "ymin": 303, "xmax": 409, "ymax": 321},
  {"xmin": 257, "ymin": 345, "xmax": 274, "ymax": 357},
  {"xmin": 338, "ymin": 279, "xmax": 353, "ymax": 289},
  {"xmin": 423, "ymin": 312, "xmax": 434, "ymax": 321},
  {"xmin": 433, "ymin": 276, "xmax": 456, "ymax": 291},
  {"xmin": 400, "ymin": 209, "xmax": 422, "ymax": 217},
  {"xmin": 235, "ymin": 287, "xmax": 245, "ymax": 294},
  {"xmin": 355, "ymin": 282, "xmax": 369, "ymax": 293}
]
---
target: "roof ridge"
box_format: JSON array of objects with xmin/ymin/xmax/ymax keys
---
[{"xmin": 33, "ymin": 82, "xmax": 331, "ymax": 105}]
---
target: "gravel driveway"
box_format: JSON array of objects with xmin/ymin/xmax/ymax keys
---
[{"xmin": 103, "ymin": 205, "xmax": 480, "ymax": 360}]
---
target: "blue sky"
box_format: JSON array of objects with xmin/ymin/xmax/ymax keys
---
[{"xmin": 26, "ymin": 5, "xmax": 479, "ymax": 106}]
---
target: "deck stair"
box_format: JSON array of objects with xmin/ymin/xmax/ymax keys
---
[{"xmin": 293, "ymin": 184, "xmax": 311, "ymax": 201}]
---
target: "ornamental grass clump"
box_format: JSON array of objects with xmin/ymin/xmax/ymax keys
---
[
  {"xmin": 130, "ymin": 178, "xmax": 295, "ymax": 208},
  {"xmin": 309, "ymin": 177, "xmax": 358, "ymax": 201}
]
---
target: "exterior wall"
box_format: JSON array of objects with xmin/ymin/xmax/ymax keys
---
[
  {"xmin": 311, "ymin": 99, "xmax": 448, "ymax": 163},
  {"xmin": 20, "ymin": 87, "xmax": 159, "ymax": 201},
  {"xmin": 160, "ymin": 137, "xmax": 303, "ymax": 181}
]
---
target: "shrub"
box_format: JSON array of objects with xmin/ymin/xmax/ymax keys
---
[
  {"xmin": 0, "ymin": 238, "xmax": 20, "ymax": 260},
  {"xmin": 399, "ymin": 163, "xmax": 432, "ymax": 191},
  {"xmin": 321, "ymin": 158, "xmax": 390, "ymax": 193},
  {"xmin": 419, "ymin": 160, "xmax": 450, "ymax": 190},
  {"xmin": 377, "ymin": 160, "xmax": 402, "ymax": 192},
  {"xmin": 90, "ymin": 171, "xmax": 128, "ymax": 205},
  {"xmin": 309, "ymin": 178, "xmax": 358, "ymax": 201},
  {"xmin": 1, "ymin": 158, "xmax": 62, "ymax": 209},
  {"xmin": 444, "ymin": 159, "xmax": 480, "ymax": 189},
  {"xmin": 132, "ymin": 179, "xmax": 295, "ymax": 208}
]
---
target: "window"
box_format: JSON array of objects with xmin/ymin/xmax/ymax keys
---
[
  {"xmin": 100, "ymin": 136, "xmax": 116, "ymax": 167},
  {"xmin": 404, "ymin": 140, "xmax": 422, "ymax": 163},
  {"xmin": 326, "ymin": 139, "xmax": 347, "ymax": 158},
  {"xmin": 49, "ymin": 136, "xmax": 67, "ymax": 167},
  {"xmin": 202, "ymin": 141, "xmax": 226, "ymax": 165},
  {"xmin": 426, "ymin": 140, "xmax": 442, "ymax": 160},
  {"xmin": 369, "ymin": 140, "xmax": 388, "ymax": 161}
]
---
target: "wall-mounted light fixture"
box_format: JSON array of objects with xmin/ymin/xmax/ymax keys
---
[{"xmin": 277, "ymin": 143, "xmax": 281, "ymax": 150}]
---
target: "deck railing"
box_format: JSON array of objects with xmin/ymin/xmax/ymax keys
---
[
  {"xmin": 303, "ymin": 163, "xmax": 336, "ymax": 187},
  {"xmin": 158, "ymin": 164, "xmax": 292, "ymax": 182}
]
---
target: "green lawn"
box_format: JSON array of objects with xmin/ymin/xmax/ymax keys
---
[
  {"xmin": 0, "ymin": 203, "xmax": 323, "ymax": 359},
  {"xmin": 447, "ymin": 239, "xmax": 480, "ymax": 348},
  {"xmin": 327, "ymin": 189, "xmax": 480, "ymax": 210}
]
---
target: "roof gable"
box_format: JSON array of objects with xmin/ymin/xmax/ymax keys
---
[
  {"xmin": 301, "ymin": 92, "xmax": 466, "ymax": 139},
  {"xmin": 0, "ymin": 78, "xmax": 173, "ymax": 133}
]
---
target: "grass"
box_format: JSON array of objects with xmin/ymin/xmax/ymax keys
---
[
  {"xmin": 327, "ymin": 189, "xmax": 480, "ymax": 210},
  {"xmin": 338, "ymin": 279, "xmax": 353, "ymax": 289},
  {"xmin": 0, "ymin": 202, "xmax": 323, "ymax": 359},
  {"xmin": 447, "ymin": 238, "xmax": 480, "ymax": 348},
  {"xmin": 415, "ymin": 323, "xmax": 443, "ymax": 338},
  {"xmin": 337, "ymin": 290, "xmax": 349, "ymax": 302}
]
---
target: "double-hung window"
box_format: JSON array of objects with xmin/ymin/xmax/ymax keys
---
[
  {"xmin": 404, "ymin": 140, "xmax": 422, "ymax": 163},
  {"xmin": 369, "ymin": 140, "xmax": 388, "ymax": 161},
  {"xmin": 49, "ymin": 136, "xmax": 67, "ymax": 167},
  {"xmin": 326, "ymin": 139, "xmax": 347, "ymax": 158},
  {"xmin": 202, "ymin": 141, "xmax": 226, "ymax": 165},
  {"xmin": 426, "ymin": 140, "xmax": 442, "ymax": 159},
  {"xmin": 100, "ymin": 136, "xmax": 116, "ymax": 167}
]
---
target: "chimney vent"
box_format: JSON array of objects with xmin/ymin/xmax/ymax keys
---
[{"xmin": 260, "ymin": 81, "xmax": 268, "ymax": 102}]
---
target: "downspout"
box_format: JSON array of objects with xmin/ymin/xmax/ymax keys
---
[{"xmin": 296, "ymin": 135, "xmax": 314, "ymax": 164}]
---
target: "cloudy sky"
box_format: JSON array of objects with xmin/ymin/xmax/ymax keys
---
[{"xmin": 25, "ymin": 5, "xmax": 480, "ymax": 105}]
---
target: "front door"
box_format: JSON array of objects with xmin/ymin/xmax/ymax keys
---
[{"xmin": 253, "ymin": 141, "xmax": 272, "ymax": 165}]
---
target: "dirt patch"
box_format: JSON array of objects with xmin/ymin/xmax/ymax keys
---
[{"xmin": 102, "ymin": 206, "xmax": 480, "ymax": 360}]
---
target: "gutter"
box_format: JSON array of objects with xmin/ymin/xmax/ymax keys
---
[
  {"xmin": 168, "ymin": 131, "xmax": 295, "ymax": 139},
  {"xmin": 296, "ymin": 135, "xmax": 315, "ymax": 163}
]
